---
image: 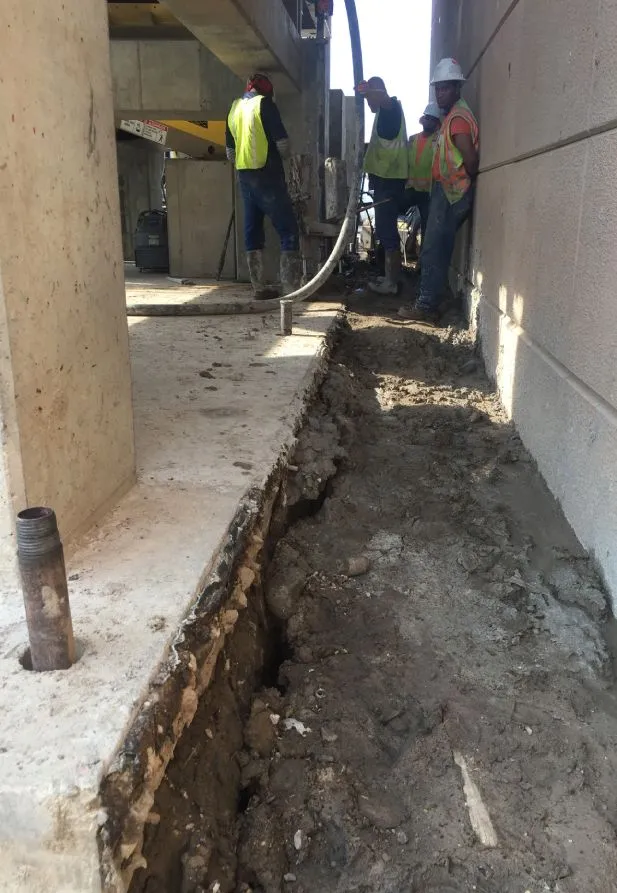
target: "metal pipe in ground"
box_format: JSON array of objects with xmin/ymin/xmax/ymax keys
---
[
  {"xmin": 16, "ymin": 507, "xmax": 76, "ymax": 671},
  {"xmin": 280, "ymin": 299, "xmax": 293, "ymax": 335}
]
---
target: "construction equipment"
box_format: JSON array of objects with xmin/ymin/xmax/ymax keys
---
[{"xmin": 134, "ymin": 210, "xmax": 169, "ymax": 273}]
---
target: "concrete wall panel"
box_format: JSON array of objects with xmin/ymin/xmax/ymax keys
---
[
  {"xmin": 589, "ymin": 0, "xmax": 617, "ymax": 129},
  {"xmin": 478, "ymin": 300, "xmax": 617, "ymax": 595},
  {"xmin": 110, "ymin": 40, "xmax": 243, "ymax": 120},
  {"xmin": 166, "ymin": 161, "xmax": 236, "ymax": 279},
  {"xmin": 472, "ymin": 0, "xmax": 596, "ymax": 168},
  {"xmin": 473, "ymin": 133, "xmax": 617, "ymax": 414},
  {"xmin": 139, "ymin": 41, "xmax": 202, "ymax": 111}
]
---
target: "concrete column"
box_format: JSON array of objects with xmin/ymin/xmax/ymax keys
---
[
  {"xmin": 329, "ymin": 89, "xmax": 344, "ymax": 159},
  {"xmin": 342, "ymin": 95, "xmax": 360, "ymax": 192},
  {"xmin": 117, "ymin": 138, "xmax": 165, "ymax": 260},
  {"xmin": 0, "ymin": 0, "xmax": 135, "ymax": 587}
]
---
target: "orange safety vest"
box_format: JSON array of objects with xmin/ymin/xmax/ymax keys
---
[
  {"xmin": 435, "ymin": 99, "xmax": 479, "ymax": 204},
  {"xmin": 407, "ymin": 132, "xmax": 438, "ymax": 193}
]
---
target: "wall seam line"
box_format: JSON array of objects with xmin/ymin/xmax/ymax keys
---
[
  {"xmin": 465, "ymin": 0, "xmax": 522, "ymax": 79},
  {"xmin": 479, "ymin": 116, "xmax": 617, "ymax": 175}
]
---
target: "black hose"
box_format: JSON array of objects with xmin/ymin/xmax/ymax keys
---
[{"xmin": 127, "ymin": 0, "xmax": 364, "ymax": 318}]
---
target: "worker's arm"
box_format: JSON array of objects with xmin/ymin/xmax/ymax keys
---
[
  {"xmin": 262, "ymin": 98, "xmax": 290, "ymax": 159},
  {"xmin": 452, "ymin": 132, "xmax": 479, "ymax": 178},
  {"xmin": 225, "ymin": 113, "xmax": 236, "ymax": 164}
]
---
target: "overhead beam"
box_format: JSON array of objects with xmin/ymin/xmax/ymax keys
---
[
  {"xmin": 163, "ymin": 0, "xmax": 302, "ymax": 93},
  {"xmin": 110, "ymin": 39, "xmax": 243, "ymax": 120}
]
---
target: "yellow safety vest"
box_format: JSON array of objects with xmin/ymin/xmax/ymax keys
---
[
  {"xmin": 435, "ymin": 99, "xmax": 479, "ymax": 204},
  {"xmin": 227, "ymin": 95, "xmax": 269, "ymax": 170},
  {"xmin": 364, "ymin": 103, "xmax": 408, "ymax": 180},
  {"xmin": 406, "ymin": 132, "xmax": 438, "ymax": 193}
]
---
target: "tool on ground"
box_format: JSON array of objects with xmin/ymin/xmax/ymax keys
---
[
  {"xmin": 216, "ymin": 209, "xmax": 236, "ymax": 281},
  {"xmin": 16, "ymin": 507, "xmax": 76, "ymax": 672}
]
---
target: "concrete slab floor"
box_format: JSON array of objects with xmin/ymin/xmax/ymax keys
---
[{"xmin": 0, "ymin": 270, "xmax": 341, "ymax": 892}]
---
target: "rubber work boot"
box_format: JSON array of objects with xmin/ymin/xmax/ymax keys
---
[
  {"xmin": 280, "ymin": 250, "xmax": 302, "ymax": 296},
  {"xmin": 397, "ymin": 303, "xmax": 440, "ymax": 327},
  {"xmin": 246, "ymin": 250, "xmax": 278, "ymax": 300},
  {"xmin": 368, "ymin": 250, "xmax": 401, "ymax": 295}
]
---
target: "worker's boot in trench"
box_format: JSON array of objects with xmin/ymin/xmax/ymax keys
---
[
  {"xmin": 280, "ymin": 250, "xmax": 302, "ymax": 296},
  {"xmin": 368, "ymin": 250, "xmax": 401, "ymax": 295},
  {"xmin": 246, "ymin": 250, "xmax": 278, "ymax": 300}
]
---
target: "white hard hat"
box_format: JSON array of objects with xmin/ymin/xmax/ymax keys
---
[
  {"xmin": 422, "ymin": 102, "xmax": 441, "ymax": 120},
  {"xmin": 430, "ymin": 57, "xmax": 466, "ymax": 84}
]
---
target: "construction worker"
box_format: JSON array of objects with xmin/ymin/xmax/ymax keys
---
[
  {"xmin": 226, "ymin": 73, "xmax": 301, "ymax": 299},
  {"xmin": 399, "ymin": 58, "xmax": 479, "ymax": 325},
  {"xmin": 401, "ymin": 102, "xmax": 441, "ymax": 249},
  {"xmin": 356, "ymin": 76, "xmax": 408, "ymax": 295}
]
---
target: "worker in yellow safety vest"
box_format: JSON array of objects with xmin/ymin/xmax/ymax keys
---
[
  {"xmin": 356, "ymin": 76, "xmax": 408, "ymax": 295},
  {"xmin": 226, "ymin": 73, "xmax": 301, "ymax": 299},
  {"xmin": 399, "ymin": 58, "xmax": 479, "ymax": 326},
  {"xmin": 402, "ymin": 101, "xmax": 442, "ymax": 249}
]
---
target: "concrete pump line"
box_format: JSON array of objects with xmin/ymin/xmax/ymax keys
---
[{"xmin": 127, "ymin": 0, "xmax": 365, "ymax": 319}]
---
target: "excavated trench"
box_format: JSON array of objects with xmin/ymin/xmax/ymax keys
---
[
  {"xmin": 126, "ymin": 300, "xmax": 617, "ymax": 893},
  {"xmin": 124, "ymin": 359, "xmax": 346, "ymax": 893}
]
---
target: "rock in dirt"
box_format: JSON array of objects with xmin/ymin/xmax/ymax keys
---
[
  {"xmin": 321, "ymin": 726, "xmax": 338, "ymax": 744},
  {"xmin": 266, "ymin": 542, "xmax": 309, "ymax": 621},
  {"xmin": 346, "ymin": 556, "xmax": 371, "ymax": 577},
  {"xmin": 358, "ymin": 791, "xmax": 407, "ymax": 829},
  {"xmin": 245, "ymin": 702, "xmax": 278, "ymax": 756}
]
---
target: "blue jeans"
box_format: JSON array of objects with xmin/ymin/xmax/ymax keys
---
[
  {"xmin": 238, "ymin": 172, "xmax": 299, "ymax": 252},
  {"xmin": 417, "ymin": 182, "xmax": 474, "ymax": 311},
  {"xmin": 372, "ymin": 176, "xmax": 406, "ymax": 251}
]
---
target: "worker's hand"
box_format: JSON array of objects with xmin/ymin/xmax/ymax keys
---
[{"xmin": 276, "ymin": 138, "xmax": 291, "ymax": 160}]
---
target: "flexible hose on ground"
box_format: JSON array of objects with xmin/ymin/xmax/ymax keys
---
[{"xmin": 127, "ymin": 0, "xmax": 364, "ymax": 318}]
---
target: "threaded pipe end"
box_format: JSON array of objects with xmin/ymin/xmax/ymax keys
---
[{"xmin": 16, "ymin": 507, "xmax": 61, "ymax": 559}]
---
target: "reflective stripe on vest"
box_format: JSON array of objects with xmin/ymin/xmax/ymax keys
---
[
  {"xmin": 435, "ymin": 99, "xmax": 479, "ymax": 204},
  {"xmin": 364, "ymin": 104, "xmax": 408, "ymax": 180},
  {"xmin": 227, "ymin": 95, "xmax": 269, "ymax": 170},
  {"xmin": 406, "ymin": 133, "xmax": 437, "ymax": 192}
]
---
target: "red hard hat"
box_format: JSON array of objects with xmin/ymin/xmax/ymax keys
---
[{"xmin": 247, "ymin": 73, "xmax": 274, "ymax": 96}]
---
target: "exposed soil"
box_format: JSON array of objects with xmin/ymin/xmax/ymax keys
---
[{"xmin": 131, "ymin": 287, "xmax": 617, "ymax": 893}]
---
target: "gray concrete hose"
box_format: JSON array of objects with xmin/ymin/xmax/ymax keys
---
[{"xmin": 127, "ymin": 0, "xmax": 364, "ymax": 319}]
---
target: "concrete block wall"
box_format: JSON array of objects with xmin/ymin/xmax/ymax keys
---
[{"xmin": 432, "ymin": 0, "xmax": 617, "ymax": 596}]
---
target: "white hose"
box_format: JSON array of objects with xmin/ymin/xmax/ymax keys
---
[{"xmin": 127, "ymin": 0, "xmax": 365, "ymax": 318}]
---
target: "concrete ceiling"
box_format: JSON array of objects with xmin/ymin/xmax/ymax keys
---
[{"xmin": 108, "ymin": 1, "xmax": 192, "ymax": 39}]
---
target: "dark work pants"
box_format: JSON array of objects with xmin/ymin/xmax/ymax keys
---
[
  {"xmin": 372, "ymin": 176, "xmax": 406, "ymax": 252},
  {"xmin": 417, "ymin": 182, "xmax": 474, "ymax": 311},
  {"xmin": 239, "ymin": 171, "xmax": 300, "ymax": 252}
]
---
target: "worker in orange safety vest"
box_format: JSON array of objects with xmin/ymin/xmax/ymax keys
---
[
  {"xmin": 399, "ymin": 58, "xmax": 479, "ymax": 326},
  {"xmin": 401, "ymin": 101, "xmax": 442, "ymax": 250}
]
